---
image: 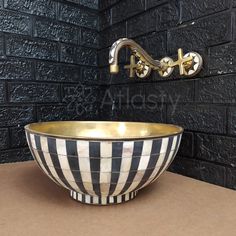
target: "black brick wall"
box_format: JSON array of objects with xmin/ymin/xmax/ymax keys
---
[
  {"xmin": 98, "ymin": 0, "xmax": 236, "ymax": 190},
  {"xmin": 0, "ymin": 0, "xmax": 99, "ymax": 164}
]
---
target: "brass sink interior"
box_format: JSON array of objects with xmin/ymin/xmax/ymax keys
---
[{"xmin": 25, "ymin": 121, "xmax": 183, "ymax": 140}]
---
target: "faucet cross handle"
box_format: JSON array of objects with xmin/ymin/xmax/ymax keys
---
[
  {"xmin": 124, "ymin": 55, "xmax": 137, "ymax": 78},
  {"xmin": 124, "ymin": 55, "xmax": 152, "ymax": 78},
  {"xmin": 170, "ymin": 48, "xmax": 193, "ymax": 75},
  {"xmin": 159, "ymin": 48, "xmax": 203, "ymax": 78}
]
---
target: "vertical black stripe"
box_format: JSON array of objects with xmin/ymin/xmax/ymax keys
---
[
  {"xmin": 119, "ymin": 141, "xmax": 143, "ymax": 194},
  {"xmin": 26, "ymin": 132, "xmax": 44, "ymax": 173},
  {"xmin": 47, "ymin": 137, "xmax": 77, "ymax": 191},
  {"xmin": 109, "ymin": 142, "xmax": 123, "ymax": 195},
  {"xmin": 82, "ymin": 194, "xmax": 85, "ymax": 203},
  {"xmin": 134, "ymin": 139, "xmax": 163, "ymax": 191},
  {"xmin": 34, "ymin": 135, "xmax": 60, "ymax": 185},
  {"xmin": 89, "ymin": 142, "xmax": 101, "ymax": 196},
  {"xmin": 66, "ymin": 140, "xmax": 88, "ymax": 194}
]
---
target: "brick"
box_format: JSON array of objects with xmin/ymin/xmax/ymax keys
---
[
  {"xmin": 0, "ymin": 128, "xmax": 9, "ymax": 150},
  {"xmin": 199, "ymin": 161, "xmax": 226, "ymax": 187},
  {"xmin": 34, "ymin": 18, "xmax": 78, "ymax": 44},
  {"xmin": 99, "ymin": 9, "xmax": 111, "ymax": 30},
  {"xmin": 10, "ymin": 127, "xmax": 27, "ymax": 148},
  {"xmin": 228, "ymin": 107, "xmax": 236, "ymax": 135},
  {"xmin": 99, "ymin": 0, "xmax": 120, "ymax": 10},
  {"xmin": 81, "ymin": 67, "xmax": 99, "ymax": 84},
  {"xmin": 0, "ymin": 147, "xmax": 32, "ymax": 163},
  {"xmin": 169, "ymin": 156, "xmax": 201, "ymax": 180},
  {"xmin": 128, "ymin": 3, "xmax": 179, "ymax": 37},
  {"xmin": 196, "ymin": 133, "xmax": 236, "ymax": 167},
  {"xmin": 37, "ymin": 103, "xmax": 99, "ymax": 121},
  {"xmin": 80, "ymin": 0, "xmax": 98, "ymax": 9},
  {"xmin": 177, "ymin": 132, "xmax": 194, "ymax": 157},
  {"xmin": 0, "ymin": 106, "xmax": 35, "ymax": 126},
  {"xmin": 35, "ymin": 61, "xmax": 80, "ymax": 82},
  {"xmin": 136, "ymin": 31, "xmax": 167, "ymax": 59},
  {"xmin": 226, "ymin": 168, "xmax": 236, "ymax": 190},
  {"xmin": 8, "ymin": 82, "xmax": 60, "ymax": 103},
  {"xmin": 37, "ymin": 105, "xmax": 74, "ymax": 121},
  {"xmin": 60, "ymin": 44, "xmax": 97, "ymax": 66},
  {"xmin": 181, "ymin": 0, "xmax": 230, "ymax": 22},
  {"xmin": 4, "ymin": 0, "xmax": 57, "ymax": 19},
  {"xmin": 167, "ymin": 105, "xmax": 226, "ymax": 134},
  {"xmin": 98, "ymin": 48, "xmax": 110, "ymax": 67},
  {"xmin": 112, "ymin": 0, "xmax": 145, "ymax": 24},
  {"xmin": 146, "ymin": 79, "xmax": 194, "ymax": 103},
  {"xmin": 156, "ymin": 2, "xmax": 180, "ymax": 31},
  {"xmin": 168, "ymin": 12, "xmax": 232, "ymax": 54},
  {"xmin": 196, "ymin": 75, "xmax": 236, "ymax": 103},
  {"xmin": 59, "ymin": 3, "xmax": 98, "ymax": 29},
  {"xmin": 234, "ymin": 0, "xmax": 236, "ymax": 7},
  {"xmin": 6, "ymin": 35, "xmax": 58, "ymax": 61},
  {"xmin": 209, "ymin": 44, "xmax": 236, "ymax": 75},
  {"xmin": 127, "ymin": 9, "xmax": 156, "ymax": 37},
  {"xmin": 99, "ymin": 67, "xmax": 112, "ymax": 85},
  {"xmin": 0, "ymin": 10, "xmax": 31, "ymax": 35},
  {"xmin": 80, "ymin": 28, "xmax": 99, "ymax": 48},
  {"xmin": 100, "ymin": 23, "xmax": 126, "ymax": 48},
  {"xmin": 0, "ymin": 82, "xmax": 5, "ymax": 103},
  {"xmin": 110, "ymin": 102, "xmax": 166, "ymax": 123},
  {"xmin": 62, "ymin": 84, "xmax": 100, "ymax": 106},
  {"xmin": 146, "ymin": 0, "xmax": 168, "ymax": 9},
  {"xmin": 0, "ymin": 59, "xmax": 32, "ymax": 80},
  {"xmin": 0, "ymin": 34, "xmax": 4, "ymax": 56}
]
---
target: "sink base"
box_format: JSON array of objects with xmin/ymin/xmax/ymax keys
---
[{"xmin": 70, "ymin": 191, "xmax": 137, "ymax": 205}]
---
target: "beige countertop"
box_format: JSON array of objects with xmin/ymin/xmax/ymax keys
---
[{"xmin": 1, "ymin": 161, "xmax": 236, "ymax": 236}]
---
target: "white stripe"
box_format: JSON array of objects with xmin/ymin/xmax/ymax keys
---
[
  {"xmin": 138, "ymin": 140, "xmax": 153, "ymax": 170},
  {"xmin": 56, "ymin": 139, "xmax": 80, "ymax": 192},
  {"xmin": 30, "ymin": 134, "xmax": 36, "ymax": 149},
  {"xmin": 40, "ymin": 136, "xmax": 68, "ymax": 189},
  {"xmin": 117, "ymin": 195, "xmax": 122, "ymax": 203},
  {"xmin": 77, "ymin": 141, "xmax": 96, "ymax": 196},
  {"xmin": 100, "ymin": 142, "xmax": 112, "ymax": 196},
  {"xmin": 85, "ymin": 194, "xmax": 90, "ymax": 203},
  {"xmin": 112, "ymin": 141, "xmax": 134, "ymax": 196},
  {"xmin": 151, "ymin": 136, "xmax": 178, "ymax": 182}
]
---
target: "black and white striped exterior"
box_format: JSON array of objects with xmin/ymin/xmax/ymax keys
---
[{"xmin": 26, "ymin": 131, "xmax": 182, "ymax": 205}]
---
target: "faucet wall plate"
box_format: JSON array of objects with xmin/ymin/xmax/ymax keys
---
[{"xmin": 158, "ymin": 57, "xmax": 174, "ymax": 78}]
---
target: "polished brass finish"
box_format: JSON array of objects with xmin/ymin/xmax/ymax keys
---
[
  {"xmin": 109, "ymin": 38, "xmax": 164, "ymax": 75},
  {"xmin": 25, "ymin": 121, "xmax": 183, "ymax": 140},
  {"xmin": 124, "ymin": 55, "xmax": 138, "ymax": 78},
  {"xmin": 167, "ymin": 48, "xmax": 193, "ymax": 75},
  {"xmin": 124, "ymin": 55, "xmax": 152, "ymax": 78},
  {"xmin": 109, "ymin": 38, "xmax": 203, "ymax": 79},
  {"xmin": 110, "ymin": 64, "xmax": 119, "ymax": 74}
]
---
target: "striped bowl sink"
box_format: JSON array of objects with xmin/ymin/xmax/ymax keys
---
[{"xmin": 25, "ymin": 121, "xmax": 183, "ymax": 205}]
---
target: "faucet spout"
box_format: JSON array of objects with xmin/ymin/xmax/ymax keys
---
[{"xmin": 109, "ymin": 38, "xmax": 163, "ymax": 74}]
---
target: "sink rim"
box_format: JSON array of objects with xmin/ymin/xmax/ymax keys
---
[{"xmin": 25, "ymin": 121, "xmax": 183, "ymax": 141}]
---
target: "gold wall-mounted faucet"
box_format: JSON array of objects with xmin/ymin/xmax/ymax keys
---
[{"xmin": 109, "ymin": 38, "xmax": 203, "ymax": 79}]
